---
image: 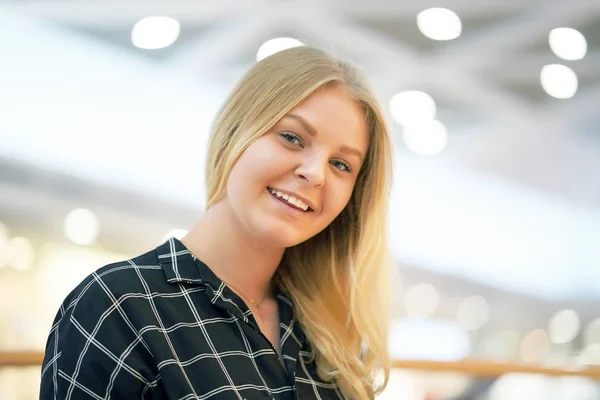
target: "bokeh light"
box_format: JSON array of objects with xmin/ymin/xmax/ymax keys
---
[{"xmin": 132, "ymin": 16, "xmax": 181, "ymax": 50}]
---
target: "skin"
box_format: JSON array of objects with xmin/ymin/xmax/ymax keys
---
[{"xmin": 182, "ymin": 85, "xmax": 369, "ymax": 352}]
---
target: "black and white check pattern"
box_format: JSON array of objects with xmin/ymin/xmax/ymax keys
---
[{"xmin": 40, "ymin": 238, "xmax": 344, "ymax": 400}]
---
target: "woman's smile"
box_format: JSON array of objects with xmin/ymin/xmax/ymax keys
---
[{"xmin": 267, "ymin": 186, "xmax": 314, "ymax": 213}]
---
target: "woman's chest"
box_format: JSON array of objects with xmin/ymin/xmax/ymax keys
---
[
  {"xmin": 143, "ymin": 318, "xmax": 342, "ymax": 400},
  {"xmin": 133, "ymin": 294, "xmax": 342, "ymax": 399},
  {"xmin": 142, "ymin": 312, "xmax": 292, "ymax": 399}
]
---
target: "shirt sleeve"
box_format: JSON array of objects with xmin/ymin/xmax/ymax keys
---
[{"xmin": 39, "ymin": 271, "xmax": 157, "ymax": 399}]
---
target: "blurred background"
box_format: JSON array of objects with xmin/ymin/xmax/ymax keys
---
[{"xmin": 1, "ymin": 0, "xmax": 599, "ymax": 399}]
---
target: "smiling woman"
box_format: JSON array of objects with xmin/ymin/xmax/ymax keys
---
[
  {"xmin": 222, "ymin": 84, "xmax": 370, "ymax": 250},
  {"xmin": 40, "ymin": 46, "xmax": 394, "ymax": 400}
]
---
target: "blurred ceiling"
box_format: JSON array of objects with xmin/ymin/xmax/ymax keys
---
[
  {"xmin": 0, "ymin": 0, "xmax": 599, "ymax": 301},
  {"xmin": 6, "ymin": 0, "xmax": 599, "ymax": 206}
]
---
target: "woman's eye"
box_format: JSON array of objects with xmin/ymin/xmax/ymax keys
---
[
  {"xmin": 330, "ymin": 160, "xmax": 352, "ymax": 173},
  {"xmin": 280, "ymin": 132, "xmax": 303, "ymax": 146}
]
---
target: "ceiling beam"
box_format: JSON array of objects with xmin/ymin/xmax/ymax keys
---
[
  {"xmin": 6, "ymin": 0, "xmax": 245, "ymax": 28},
  {"xmin": 288, "ymin": 12, "xmax": 423, "ymax": 98},
  {"xmin": 291, "ymin": 11, "xmax": 545, "ymax": 135},
  {"xmin": 539, "ymin": 83, "xmax": 600, "ymax": 125},
  {"xmin": 479, "ymin": 52, "xmax": 600, "ymax": 83},
  {"xmin": 166, "ymin": 12, "xmax": 280, "ymax": 73},
  {"xmin": 440, "ymin": 0, "xmax": 600, "ymax": 69},
  {"xmin": 339, "ymin": 0, "xmax": 527, "ymax": 19}
]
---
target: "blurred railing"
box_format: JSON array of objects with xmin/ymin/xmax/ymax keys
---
[{"xmin": 1, "ymin": 352, "xmax": 599, "ymax": 380}]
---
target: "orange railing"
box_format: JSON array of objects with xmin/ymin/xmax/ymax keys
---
[{"xmin": 2, "ymin": 352, "xmax": 599, "ymax": 380}]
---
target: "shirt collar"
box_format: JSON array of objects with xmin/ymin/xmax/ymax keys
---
[
  {"xmin": 156, "ymin": 237, "xmax": 232, "ymax": 291},
  {"xmin": 156, "ymin": 237, "xmax": 206, "ymax": 284},
  {"xmin": 155, "ymin": 237, "xmax": 304, "ymax": 343}
]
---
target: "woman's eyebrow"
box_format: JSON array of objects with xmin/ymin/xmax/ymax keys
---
[
  {"xmin": 339, "ymin": 145, "xmax": 364, "ymax": 162},
  {"xmin": 286, "ymin": 113, "xmax": 318, "ymax": 137}
]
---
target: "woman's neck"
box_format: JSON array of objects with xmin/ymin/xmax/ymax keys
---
[{"xmin": 181, "ymin": 200, "xmax": 284, "ymax": 303}]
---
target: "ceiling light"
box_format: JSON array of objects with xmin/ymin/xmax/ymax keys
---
[
  {"xmin": 389, "ymin": 90, "xmax": 437, "ymax": 127},
  {"xmin": 583, "ymin": 318, "xmax": 600, "ymax": 346},
  {"xmin": 256, "ymin": 38, "xmax": 304, "ymax": 61},
  {"xmin": 549, "ymin": 27, "xmax": 587, "ymax": 61},
  {"xmin": 403, "ymin": 119, "xmax": 448, "ymax": 155},
  {"xmin": 520, "ymin": 329, "xmax": 550, "ymax": 363},
  {"xmin": 4, "ymin": 237, "xmax": 35, "ymax": 271},
  {"xmin": 417, "ymin": 8, "xmax": 462, "ymax": 41},
  {"xmin": 403, "ymin": 283, "xmax": 439, "ymax": 318},
  {"xmin": 548, "ymin": 309, "xmax": 580, "ymax": 344},
  {"xmin": 540, "ymin": 64, "xmax": 578, "ymax": 99},
  {"xmin": 64, "ymin": 208, "xmax": 100, "ymax": 246},
  {"xmin": 456, "ymin": 296, "xmax": 490, "ymax": 331},
  {"xmin": 132, "ymin": 16, "xmax": 181, "ymax": 50}
]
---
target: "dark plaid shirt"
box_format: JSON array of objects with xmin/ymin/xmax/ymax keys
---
[{"xmin": 40, "ymin": 238, "xmax": 344, "ymax": 400}]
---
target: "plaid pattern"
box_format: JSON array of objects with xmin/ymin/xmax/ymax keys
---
[{"xmin": 40, "ymin": 238, "xmax": 344, "ymax": 399}]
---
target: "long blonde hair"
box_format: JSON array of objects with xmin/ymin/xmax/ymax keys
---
[{"xmin": 205, "ymin": 46, "xmax": 393, "ymax": 399}]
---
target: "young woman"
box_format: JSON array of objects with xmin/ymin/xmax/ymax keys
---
[{"xmin": 40, "ymin": 46, "xmax": 394, "ymax": 400}]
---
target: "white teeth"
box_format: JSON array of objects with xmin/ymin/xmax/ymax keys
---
[
  {"xmin": 292, "ymin": 197, "xmax": 308, "ymax": 210},
  {"xmin": 268, "ymin": 188, "xmax": 309, "ymax": 211}
]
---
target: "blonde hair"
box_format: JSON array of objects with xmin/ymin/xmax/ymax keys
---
[{"xmin": 205, "ymin": 47, "xmax": 393, "ymax": 399}]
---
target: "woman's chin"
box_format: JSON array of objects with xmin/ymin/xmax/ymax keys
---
[{"xmin": 254, "ymin": 222, "xmax": 308, "ymax": 249}]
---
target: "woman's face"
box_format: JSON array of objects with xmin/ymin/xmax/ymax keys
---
[{"xmin": 226, "ymin": 85, "xmax": 369, "ymax": 248}]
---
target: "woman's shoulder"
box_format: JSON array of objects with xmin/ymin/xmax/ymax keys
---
[
  {"xmin": 59, "ymin": 245, "xmax": 171, "ymax": 313},
  {"xmin": 60, "ymin": 238, "xmax": 209, "ymax": 315},
  {"xmin": 40, "ymin": 247, "xmax": 170, "ymax": 398},
  {"xmin": 94, "ymin": 247, "xmax": 166, "ymax": 291}
]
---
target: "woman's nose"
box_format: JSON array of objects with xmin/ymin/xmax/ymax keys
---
[{"xmin": 294, "ymin": 154, "xmax": 326, "ymax": 187}]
